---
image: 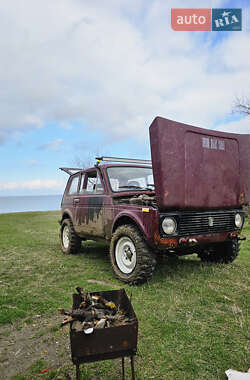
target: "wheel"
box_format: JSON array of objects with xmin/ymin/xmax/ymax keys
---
[
  {"xmin": 198, "ymin": 239, "xmax": 240, "ymax": 264},
  {"xmin": 60, "ymin": 219, "xmax": 81, "ymax": 254},
  {"xmin": 110, "ymin": 224, "xmax": 156, "ymax": 285}
]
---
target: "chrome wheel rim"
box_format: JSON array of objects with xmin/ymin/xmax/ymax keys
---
[
  {"xmin": 62, "ymin": 225, "xmax": 70, "ymax": 249},
  {"xmin": 115, "ymin": 236, "xmax": 136, "ymax": 274}
]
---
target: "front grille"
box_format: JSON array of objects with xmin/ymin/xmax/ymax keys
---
[{"xmin": 178, "ymin": 211, "xmax": 237, "ymax": 236}]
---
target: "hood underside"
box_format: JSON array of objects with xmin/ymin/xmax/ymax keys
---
[{"xmin": 150, "ymin": 117, "xmax": 250, "ymax": 210}]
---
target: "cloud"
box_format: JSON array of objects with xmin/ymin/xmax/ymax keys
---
[
  {"xmin": 215, "ymin": 116, "xmax": 250, "ymax": 134},
  {"xmin": 0, "ymin": 0, "xmax": 249, "ymax": 145},
  {"xmin": 0, "ymin": 179, "xmax": 64, "ymax": 191},
  {"xmin": 38, "ymin": 138, "xmax": 64, "ymax": 150}
]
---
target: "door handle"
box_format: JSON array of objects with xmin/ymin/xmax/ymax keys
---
[{"xmin": 73, "ymin": 198, "xmax": 80, "ymax": 203}]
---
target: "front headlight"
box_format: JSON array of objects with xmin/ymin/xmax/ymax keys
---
[
  {"xmin": 235, "ymin": 213, "xmax": 243, "ymax": 228},
  {"xmin": 162, "ymin": 217, "xmax": 177, "ymax": 235}
]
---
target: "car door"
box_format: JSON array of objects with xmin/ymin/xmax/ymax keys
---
[
  {"xmin": 74, "ymin": 169, "xmax": 105, "ymax": 238},
  {"xmin": 62, "ymin": 173, "xmax": 81, "ymax": 224}
]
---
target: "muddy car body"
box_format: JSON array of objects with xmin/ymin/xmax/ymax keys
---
[{"xmin": 59, "ymin": 117, "xmax": 250, "ymax": 284}]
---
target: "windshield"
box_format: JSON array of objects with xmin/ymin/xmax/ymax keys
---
[{"xmin": 107, "ymin": 166, "xmax": 154, "ymax": 192}]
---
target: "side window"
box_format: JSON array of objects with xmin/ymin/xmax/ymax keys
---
[
  {"xmin": 83, "ymin": 171, "xmax": 104, "ymax": 194},
  {"xmin": 68, "ymin": 176, "xmax": 80, "ymax": 195},
  {"xmin": 95, "ymin": 174, "xmax": 104, "ymax": 193},
  {"xmin": 86, "ymin": 176, "xmax": 96, "ymax": 192},
  {"xmin": 79, "ymin": 174, "xmax": 85, "ymax": 193}
]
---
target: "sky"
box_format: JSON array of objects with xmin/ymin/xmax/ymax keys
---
[{"xmin": 0, "ymin": 0, "xmax": 250, "ymax": 196}]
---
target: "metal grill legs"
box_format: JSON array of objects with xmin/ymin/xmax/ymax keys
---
[
  {"xmin": 76, "ymin": 364, "xmax": 81, "ymax": 380},
  {"xmin": 75, "ymin": 356, "xmax": 136, "ymax": 380}
]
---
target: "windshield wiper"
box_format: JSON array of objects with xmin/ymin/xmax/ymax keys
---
[
  {"xmin": 143, "ymin": 184, "xmax": 155, "ymax": 191},
  {"xmin": 119, "ymin": 185, "xmax": 143, "ymax": 189},
  {"xmin": 118, "ymin": 185, "xmax": 154, "ymax": 191}
]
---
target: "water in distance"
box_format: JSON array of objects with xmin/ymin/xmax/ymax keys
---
[{"xmin": 0, "ymin": 194, "xmax": 62, "ymax": 214}]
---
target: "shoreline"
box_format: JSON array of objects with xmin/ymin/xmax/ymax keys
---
[{"xmin": 0, "ymin": 194, "xmax": 62, "ymax": 214}]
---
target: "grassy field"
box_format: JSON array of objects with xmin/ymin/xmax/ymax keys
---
[{"xmin": 0, "ymin": 211, "xmax": 249, "ymax": 379}]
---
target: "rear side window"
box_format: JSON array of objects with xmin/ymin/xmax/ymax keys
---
[
  {"xmin": 81, "ymin": 171, "xmax": 104, "ymax": 194},
  {"xmin": 68, "ymin": 176, "xmax": 80, "ymax": 195}
]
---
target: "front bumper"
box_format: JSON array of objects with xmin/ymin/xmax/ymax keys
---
[
  {"xmin": 155, "ymin": 209, "xmax": 245, "ymax": 250},
  {"xmin": 154, "ymin": 230, "xmax": 243, "ymax": 251}
]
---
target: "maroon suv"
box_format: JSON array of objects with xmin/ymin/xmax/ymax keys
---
[{"xmin": 59, "ymin": 117, "xmax": 250, "ymax": 284}]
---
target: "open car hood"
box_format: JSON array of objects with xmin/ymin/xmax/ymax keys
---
[{"xmin": 149, "ymin": 117, "xmax": 250, "ymax": 210}]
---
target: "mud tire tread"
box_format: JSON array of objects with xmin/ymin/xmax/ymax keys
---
[
  {"xmin": 60, "ymin": 218, "xmax": 81, "ymax": 254},
  {"xmin": 110, "ymin": 224, "xmax": 156, "ymax": 285},
  {"xmin": 198, "ymin": 239, "xmax": 240, "ymax": 264}
]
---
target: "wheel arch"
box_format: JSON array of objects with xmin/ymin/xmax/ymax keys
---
[
  {"xmin": 111, "ymin": 213, "xmax": 145, "ymax": 238},
  {"xmin": 109, "ymin": 222, "xmax": 157, "ymax": 284},
  {"xmin": 60, "ymin": 209, "xmax": 73, "ymax": 224}
]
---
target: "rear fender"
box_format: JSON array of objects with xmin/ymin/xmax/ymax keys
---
[{"xmin": 59, "ymin": 209, "xmax": 74, "ymax": 225}]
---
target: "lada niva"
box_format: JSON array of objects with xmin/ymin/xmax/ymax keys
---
[{"xmin": 59, "ymin": 117, "xmax": 250, "ymax": 284}]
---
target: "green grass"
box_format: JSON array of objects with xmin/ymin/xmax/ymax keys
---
[{"xmin": 0, "ymin": 211, "xmax": 249, "ymax": 379}]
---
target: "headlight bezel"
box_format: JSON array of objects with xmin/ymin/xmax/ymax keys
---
[
  {"xmin": 235, "ymin": 213, "xmax": 243, "ymax": 229},
  {"xmin": 161, "ymin": 216, "xmax": 178, "ymax": 236}
]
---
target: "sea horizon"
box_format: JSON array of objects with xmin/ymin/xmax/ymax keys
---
[{"xmin": 0, "ymin": 194, "xmax": 63, "ymax": 214}]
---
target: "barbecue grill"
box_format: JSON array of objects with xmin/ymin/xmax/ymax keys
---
[{"xmin": 70, "ymin": 289, "xmax": 138, "ymax": 379}]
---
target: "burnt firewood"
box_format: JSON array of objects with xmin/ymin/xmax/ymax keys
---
[
  {"xmin": 91, "ymin": 295, "xmax": 100, "ymax": 302},
  {"xmin": 98, "ymin": 297, "xmax": 117, "ymax": 313},
  {"xmin": 98, "ymin": 296, "xmax": 109, "ymax": 306},
  {"xmin": 75, "ymin": 287, "xmax": 92, "ymax": 307},
  {"xmin": 58, "ymin": 308, "xmax": 72, "ymax": 316},
  {"xmin": 75, "ymin": 286, "xmax": 84, "ymax": 295},
  {"xmin": 82, "ymin": 310, "xmax": 95, "ymax": 322},
  {"xmin": 71, "ymin": 309, "xmax": 88, "ymax": 321},
  {"xmin": 92, "ymin": 303, "xmax": 105, "ymax": 310},
  {"xmin": 94, "ymin": 310, "xmax": 106, "ymax": 320},
  {"xmin": 60, "ymin": 288, "xmax": 130, "ymax": 330},
  {"xmin": 83, "ymin": 292, "xmax": 92, "ymax": 307},
  {"xmin": 59, "ymin": 308, "xmax": 91, "ymax": 322},
  {"xmin": 61, "ymin": 316, "xmax": 75, "ymax": 326},
  {"xmin": 79, "ymin": 301, "xmax": 88, "ymax": 309}
]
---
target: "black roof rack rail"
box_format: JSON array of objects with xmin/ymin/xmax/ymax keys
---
[
  {"xmin": 59, "ymin": 167, "xmax": 83, "ymax": 175},
  {"xmin": 96, "ymin": 156, "xmax": 152, "ymax": 165}
]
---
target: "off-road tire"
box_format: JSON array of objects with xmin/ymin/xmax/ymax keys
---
[
  {"xmin": 60, "ymin": 218, "xmax": 81, "ymax": 254},
  {"xmin": 110, "ymin": 224, "xmax": 156, "ymax": 285},
  {"xmin": 198, "ymin": 239, "xmax": 240, "ymax": 264}
]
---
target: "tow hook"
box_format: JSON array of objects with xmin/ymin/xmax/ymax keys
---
[
  {"xmin": 228, "ymin": 233, "xmax": 246, "ymax": 241},
  {"xmin": 188, "ymin": 238, "xmax": 198, "ymax": 245},
  {"xmin": 179, "ymin": 238, "xmax": 198, "ymax": 246}
]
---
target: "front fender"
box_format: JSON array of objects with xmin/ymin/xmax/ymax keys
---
[{"xmin": 111, "ymin": 208, "xmax": 159, "ymax": 248}]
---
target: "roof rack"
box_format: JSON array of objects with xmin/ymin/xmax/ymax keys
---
[
  {"xmin": 96, "ymin": 156, "xmax": 152, "ymax": 165},
  {"xmin": 60, "ymin": 167, "xmax": 83, "ymax": 175}
]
